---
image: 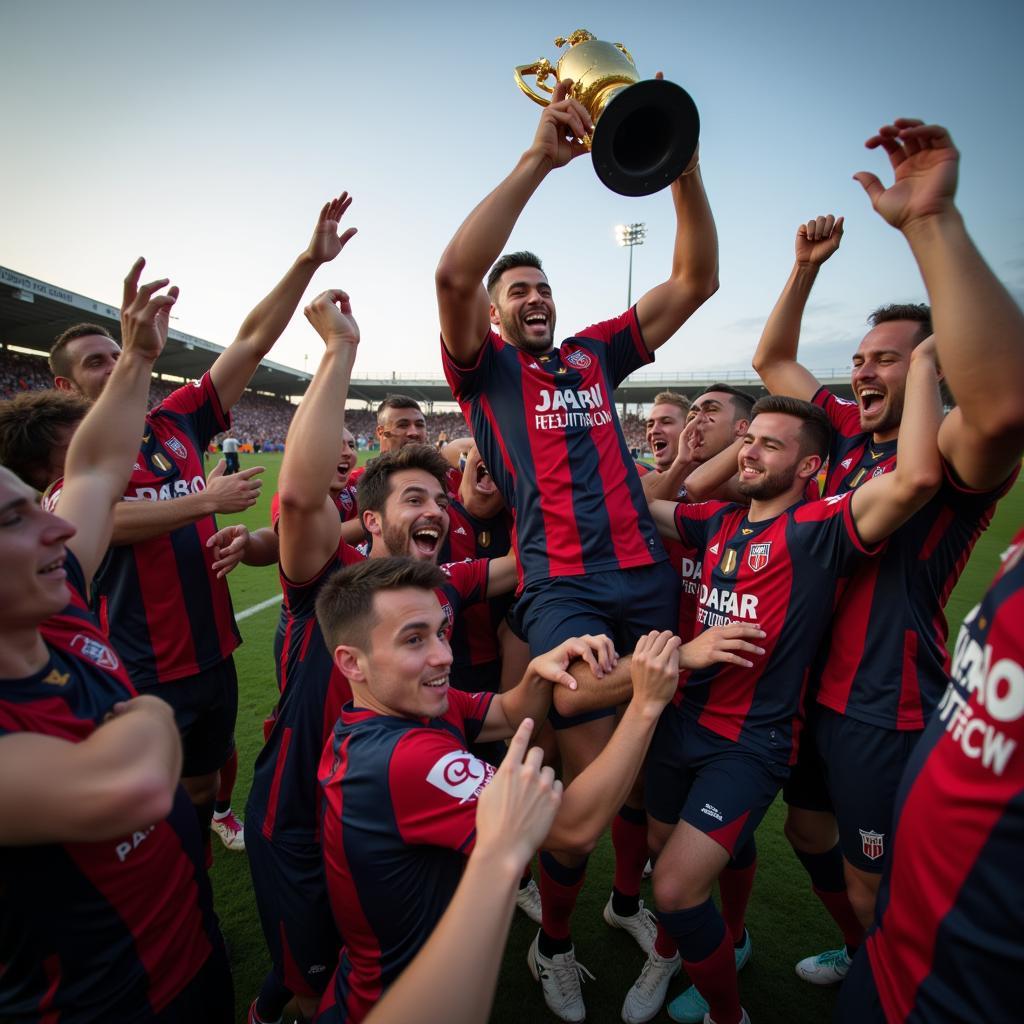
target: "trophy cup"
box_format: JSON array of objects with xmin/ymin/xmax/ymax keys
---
[{"xmin": 514, "ymin": 29, "xmax": 699, "ymax": 197}]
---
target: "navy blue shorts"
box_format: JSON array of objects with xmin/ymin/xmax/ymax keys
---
[
  {"xmin": 153, "ymin": 657, "xmax": 238, "ymax": 777},
  {"xmin": 645, "ymin": 707, "xmax": 789, "ymax": 856},
  {"xmin": 245, "ymin": 820, "xmax": 340, "ymax": 1000},
  {"xmin": 518, "ymin": 562, "xmax": 679, "ymax": 730},
  {"xmin": 833, "ymin": 946, "xmax": 886, "ymax": 1023},
  {"xmin": 782, "ymin": 709, "xmax": 833, "ymax": 812},
  {"xmin": 816, "ymin": 706, "xmax": 923, "ymax": 873}
]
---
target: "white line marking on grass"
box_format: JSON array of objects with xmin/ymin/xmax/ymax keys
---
[{"xmin": 236, "ymin": 593, "xmax": 283, "ymax": 621}]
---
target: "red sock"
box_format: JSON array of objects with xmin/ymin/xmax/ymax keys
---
[
  {"xmin": 654, "ymin": 922, "xmax": 678, "ymax": 959},
  {"xmin": 719, "ymin": 859, "xmax": 757, "ymax": 944},
  {"xmin": 612, "ymin": 806, "xmax": 649, "ymax": 898},
  {"xmin": 682, "ymin": 928, "xmax": 742, "ymax": 1024},
  {"xmin": 216, "ymin": 747, "xmax": 238, "ymax": 807},
  {"xmin": 814, "ymin": 886, "xmax": 865, "ymax": 952},
  {"xmin": 539, "ymin": 851, "xmax": 586, "ymax": 941}
]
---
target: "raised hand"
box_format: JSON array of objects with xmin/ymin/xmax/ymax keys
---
[
  {"xmin": 680, "ymin": 417, "xmax": 705, "ymax": 462},
  {"xmin": 530, "ymin": 79, "xmax": 593, "ymax": 170},
  {"xmin": 679, "ymin": 622, "xmax": 766, "ymax": 671},
  {"xmin": 305, "ymin": 192, "xmax": 358, "ymax": 265},
  {"xmin": 205, "ymin": 461, "xmax": 264, "ymax": 513},
  {"xmin": 531, "ymin": 634, "xmax": 618, "ymax": 688},
  {"xmin": 121, "ymin": 258, "xmax": 178, "ymax": 363},
  {"xmin": 630, "ymin": 629, "xmax": 682, "ymax": 709},
  {"xmin": 303, "ymin": 289, "xmax": 360, "ymax": 348},
  {"xmin": 474, "ymin": 718, "xmax": 562, "ymax": 869},
  {"xmin": 854, "ymin": 119, "xmax": 959, "ymax": 231},
  {"xmin": 795, "ymin": 214, "xmax": 844, "ymax": 268}
]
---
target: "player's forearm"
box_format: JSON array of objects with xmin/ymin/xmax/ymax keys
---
[
  {"xmin": 751, "ymin": 263, "xmax": 821, "ymax": 395},
  {"xmin": 683, "ymin": 439, "xmax": 744, "ymax": 502},
  {"xmin": 667, "ymin": 166, "xmax": 719, "ymax": 301},
  {"xmin": 903, "ymin": 210, "xmax": 1024, "ymax": 439},
  {"xmin": 279, "ymin": 345, "xmax": 357, "ymax": 510},
  {"xmin": 543, "ymin": 700, "xmax": 662, "ymax": 856},
  {"xmin": 234, "ymin": 252, "xmax": 320, "ymax": 360},
  {"xmin": 891, "ymin": 350, "xmax": 944, "ymax": 497},
  {"xmin": 552, "ymin": 657, "xmax": 633, "ymax": 717},
  {"xmin": 363, "ymin": 850, "xmax": 518, "ymax": 1024},
  {"xmin": 63, "ymin": 351, "xmax": 155, "ymax": 503},
  {"xmin": 492, "ymin": 675, "xmax": 553, "ymax": 738},
  {"xmin": 111, "ymin": 489, "xmax": 215, "ymax": 545},
  {"xmin": 242, "ymin": 527, "xmax": 280, "ymax": 566},
  {"xmin": 642, "ymin": 455, "xmax": 696, "ymax": 500},
  {"xmin": 436, "ymin": 151, "xmax": 551, "ymax": 291}
]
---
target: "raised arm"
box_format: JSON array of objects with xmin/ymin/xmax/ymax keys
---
[
  {"xmin": 752, "ymin": 215, "xmax": 844, "ymax": 400},
  {"xmin": 59, "ymin": 260, "xmax": 174, "ymax": 586},
  {"xmin": 435, "ymin": 80, "xmax": 592, "ymax": 363},
  {"xmin": 277, "ymin": 290, "xmax": 359, "ymax": 582},
  {"xmin": 0, "ymin": 694, "xmax": 181, "ymax": 844},
  {"xmin": 851, "ymin": 338, "xmax": 943, "ymax": 545},
  {"xmin": 209, "ymin": 193, "xmax": 357, "ymax": 411},
  {"xmin": 855, "ymin": 119, "xmax": 1024, "ymax": 490},
  {"xmin": 634, "ymin": 132, "xmax": 719, "ymax": 350}
]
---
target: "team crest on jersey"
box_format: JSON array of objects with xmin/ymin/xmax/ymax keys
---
[
  {"xmin": 719, "ymin": 548, "xmax": 738, "ymax": 575},
  {"xmin": 152, "ymin": 452, "xmax": 172, "ymax": 473},
  {"xmin": 43, "ymin": 668, "xmax": 70, "ymax": 687},
  {"xmin": 859, "ymin": 829, "xmax": 885, "ymax": 861},
  {"xmin": 164, "ymin": 436, "xmax": 188, "ymax": 460},
  {"xmin": 70, "ymin": 633, "xmax": 119, "ymax": 671},
  {"xmin": 564, "ymin": 349, "xmax": 593, "ymax": 370},
  {"xmin": 426, "ymin": 750, "xmax": 495, "ymax": 803},
  {"xmin": 338, "ymin": 489, "xmax": 354, "ymax": 511},
  {"xmin": 747, "ymin": 542, "xmax": 772, "ymax": 572}
]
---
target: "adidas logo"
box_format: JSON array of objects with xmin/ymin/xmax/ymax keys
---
[
  {"xmin": 709, "ymin": 542, "xmax": 719, "ymax": 555},
  {"xmin": 454, "ymin": 526, "xmax": 467, "ymax": 536}
]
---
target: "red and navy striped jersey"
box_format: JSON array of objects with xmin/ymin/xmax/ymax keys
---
[
  {"xmin": 672, "ymin": 493, "xmax": 878, "ymax": 763},
  {"xmin": 249, "ymin": 548, "xmax": 490, "ymax": 845},
  {"xmin": 438, "ymin": 500, "xmax": 513, "ymax": 689},
  {"xmin": 316, "ymin": 689, "xmax": 495, "ymax": 1024},
  {"xmin": 812, "ymin": 387, "xmax": 1017, "ymax": 730},
  {"xmin": 0, "ymin": 555, "xmax": 219, "ymax": 1020},
  {"xmin": 270, "ymin": 486, "xmax": 360, "ymax": 529},
  {"xmin": 862, "ymin": 526, "xmax": 1024, "ymax": 1022},
  {"xmin": 47, "ymin": 373, "xmax": 240, "ymax": 686},
  {"xmin": 441, "ymin": 310, "xmax": 665, "ymax": 591}
]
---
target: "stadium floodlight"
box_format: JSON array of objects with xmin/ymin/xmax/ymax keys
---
[{"xmin": 614, "ymin": 222, "xmax": 647, "ymax": 307}]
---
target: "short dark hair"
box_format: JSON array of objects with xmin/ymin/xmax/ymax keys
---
[
  {"xmin": 486, "ymin": 251, "xmax": 544, "ymax": 298},
  {"xmin": 357, "ymin": 444, "xmax": 451, "ymax": 514},
  {"xmin": 316, "ymin": 556, "xmax": 446, "ymax": 651},
  {"xmin": 750, "ymin": 395, "xmax": 831, "ymax": 461},
  {"xmin": 376, "ymin": 395, "xmax": 424, "ymax": 423},
  {"xmin": 49, "ymin": 323, "xmax": 116, "ymax": 378},
  {"xmin": 867, "ymin": 303, "xmax": 932, "ymax": 345},
  {"xmin": 701, "ymin": 383, "xmax": 756, "ymax": 423},
  {"xmin": 651, "ymin": 391, "xmax": 690, "ymax": 417},
  {"xmin": 0, "ymin": 389, "xmax": 90, "ymax": 489}
]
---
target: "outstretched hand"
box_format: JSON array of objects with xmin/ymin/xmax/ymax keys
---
[
  {"xmin": 531, "ymin": 634, "xmax": 618, "ymax": 689},
  {"xmin": 854, "ymin": 119, "xmax": 959, "ymax": 231},
  {"xmin": 205, "ymin": 461, "xmax": 264, "ymax": 513},
  {"xmin": 795, "ymin": 215, "xmax": 844, "ymax": 268},
  {"xmin": 475, "ymin": 718, "xmax": 562, "ymax": 869},
  {"xmin": 303, "ymin": 289, "xmax": 360, "ymax": 348},
  {"xmin": 530, "ymin": 79, "xmax": 593, "ymax": 170},
  {"xmin": 306, "ymin": 192, "xmax": 358, "ymax": 265},
  {"xmin": 206, "ymin": 523, "xmax": 251, "ymax": 578},
  {"xmin": 121, "ymin": 258, "xmax": 178, "ymax": 363}
]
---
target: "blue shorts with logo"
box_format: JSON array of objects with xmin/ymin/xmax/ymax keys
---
[
  {"xmin": 516, "ymin": 561, "xmax": 679, "ymax": 730},
  {"xmin": 646, "ymin": 706, "xmax": 789, "ymax": 856}
]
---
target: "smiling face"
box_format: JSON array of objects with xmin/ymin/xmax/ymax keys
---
[
  {"xmin": 850, "ymin": 320, "xmax": 921, "ymax": 442},
  {"xmin": 377, "ymin": 407, "xmax": 427, "ymax": 453},
  {"xmin": 53, "ymin": 334, "xmax": 121, "ymax": 402},
  {"xmin": 365, "ymin": 467, "xmax": 449, "ymax": 562},
  {"xmin": 331, "ymin": 429, "xmax": 359, "ymax": 493},
  {"xmin": 736, "ymin": 413, "xmax": 819, "ymax": 503},
  {"xmin": 646, "ymin": 402, "xmax": 688, "ymax": 470},
  {"xmin": 344, "ymin": 587, "xmax": 454, "ymax": 720},
  {"xmin": 490, "ymin": 265, "xmax": 557, "ymax": 354},
  {"xmin": 688, "ymin": 391, "xmax": 750, "ymax": 462},
  {"xmin": 0, "ymin": 467, "xmax": 77, "ymax": 632}
]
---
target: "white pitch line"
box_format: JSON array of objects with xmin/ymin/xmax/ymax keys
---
[{"xmin": 236, "ymin": 593, "xmax": 283, "ymax": 622}]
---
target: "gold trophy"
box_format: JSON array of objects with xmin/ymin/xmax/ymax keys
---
[{"xmin": 515, "ymin": 29, "xmax": 699, "ymax": 197}]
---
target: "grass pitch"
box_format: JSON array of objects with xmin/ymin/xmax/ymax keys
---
[{"xmin": 212, "ymin": 451, "xmax": 1023, "ymax": 1023}]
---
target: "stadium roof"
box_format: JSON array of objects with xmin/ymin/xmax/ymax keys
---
[{"xmin": 1, "ymin": 264, "xmax": 854, "ymax": 405}]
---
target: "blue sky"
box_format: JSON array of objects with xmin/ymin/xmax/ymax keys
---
[{"xmin": 2, "ymin": 0, "xmax": 1022, "ymax": 381}]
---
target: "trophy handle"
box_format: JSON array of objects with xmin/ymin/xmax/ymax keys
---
[
  {"xmin": 614, "ymin": 42, "xmax": 636, "ymax": 66},
  {"xmin": 514, "ymin": 59, "xmax": 558, "ymax": 107}
]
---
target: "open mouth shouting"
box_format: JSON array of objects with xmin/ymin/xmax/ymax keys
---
[
  {"xmin": 474, "ymin": 459, "xmax": 497, "ymax": 496},
  {"xmin": 410, "ymin": 519, "xmax": 443, "ymax": 559},
  {"xmin": 857, "ymin": 386, "xmax": 886, "ymax": 417}
]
